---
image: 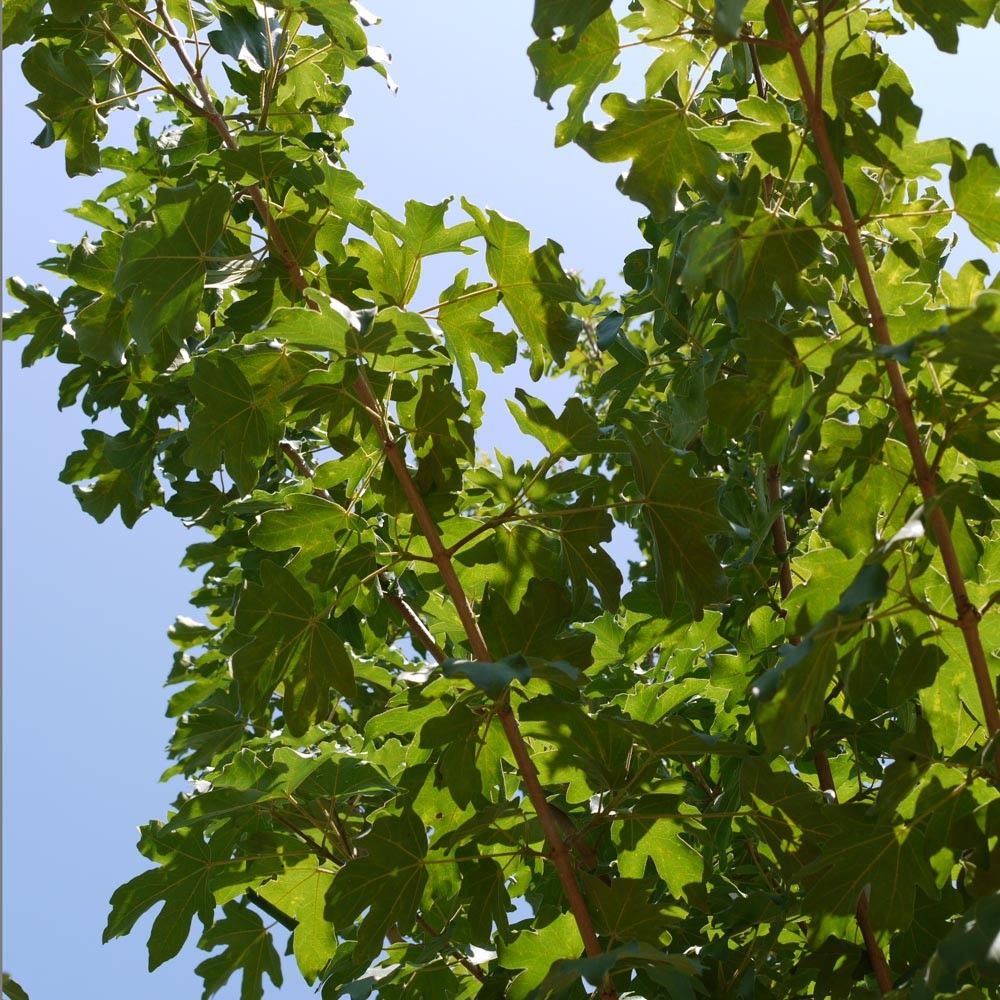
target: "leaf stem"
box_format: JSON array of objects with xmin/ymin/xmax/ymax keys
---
[
  {"xmin": 246, "ymin": 888, "xmax": 298, "ymax": 932},
  {"xmin": 413, "ymin": 915, "xmax": 487, "ymax": 983}
]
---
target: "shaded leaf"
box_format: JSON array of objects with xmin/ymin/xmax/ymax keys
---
[
  {"xmin": 195, "ymin": 901, "xmax": 283, "ymax": 1000},
  {"xmin": 232, "ymin": 560, "xmax": 355, "ymax": 734}
]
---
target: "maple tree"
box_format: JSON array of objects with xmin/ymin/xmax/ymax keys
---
[{"xmin": 5, "ymin": 0, "xmax": 1000, "ymax": 998}]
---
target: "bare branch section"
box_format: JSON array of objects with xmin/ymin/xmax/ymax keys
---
[
  {"xmin": 769, "ymin": 1, "xmax": 1000, "ymax": 774},
  {"xmin": 147, "ymin": 6, "xmax": 615, "ymax": 987}
]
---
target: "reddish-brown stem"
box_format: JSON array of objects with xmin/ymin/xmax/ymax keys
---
[
  {"xmin": 767, "ymin": 465, "xmax": 794, "ymax": 601},
  {"xmin": 384, "ymin": 591, "xmax": 447, "ymax": 663},
  {"xmin": 770, "ymin": 3, "xmax": 1000, "ymax": 764},
  {"xmin": 279, "ymin": 441, "xmax": 331, "ymax": 496},
  {"xmin": 154, "ymin": 14, "xmax": 613, "ymax": 979},
  {"xmin": 352, "ymin": 371, "xmax": 615, "ymax": 995},
  {"xmin": 856, "ymin": 892, "xmax": 895, "ymax": 994}
]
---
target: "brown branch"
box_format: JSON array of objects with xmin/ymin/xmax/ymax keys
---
[
  {"xmin": 764, "ymin": 7, "xmax": 959, "ymax": 991},
  {"xmin": 770, "ymin": 0, "xmax": 1000, "ymax": 767},
  {"xmin": 156, "ymin": 6, "xmax": 615, "ymax": 977},
  {"xmin": 384, "ymin": 589, "xmax": 447, "ymax": 663},
  {"xmin": 352, "ymin": 371, "xmax": 615, "ymax": 996},
  {"xmin": 767, "ymin": 465, "xmax": 794, "ymax": 602}
]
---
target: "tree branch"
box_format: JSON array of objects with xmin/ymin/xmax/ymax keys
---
[
  {"xmin": 770, "ymin": 0, "xmax": 1000, "ymax": 774},
  {"xmin": 414, "ymin": 915, "xmax": 487, "ymax": 983},
  {"xmin": 154, "ymin": 8, "xmax": 614, "ymax": 978}
]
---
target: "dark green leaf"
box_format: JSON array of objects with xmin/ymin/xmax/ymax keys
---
[
  {"xmin": 464, "ymin": 201, "xmax": 586, "ymax": 378},
  {"xmin": 441, "ymin": 653, "xmax": 532, "ymax": 699},
  {"xmin": 713, "ymin": 0, "xmax": 749, "ymax": 44},
  {"xmin": 327, "ymin": 808, "xmax": 428, "ymax": 966},
  {"xmin": 194, "ymin": 901, "xmax": 283, "ymax": 1000},
  {"xmin": 115, "ymin": 184, "xmax": 231, "ymax": 351},
  {"xmin": 232, "ymin": 560, "xmax": 355, "ymax": 734}
]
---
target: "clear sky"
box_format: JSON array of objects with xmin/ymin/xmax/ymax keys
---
[{"xmin": 3, "ymin": 6, "xmax": 998, "ymax": 997}]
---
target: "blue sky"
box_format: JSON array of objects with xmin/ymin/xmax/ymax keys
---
[{"xmin": 3, "ymin": 6, "xmax": 998, "ymax": 997}]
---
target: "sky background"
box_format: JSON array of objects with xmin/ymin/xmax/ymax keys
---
[{"xmin": 3, "ymin": 5, "xmax": 999, "ymax": 997}]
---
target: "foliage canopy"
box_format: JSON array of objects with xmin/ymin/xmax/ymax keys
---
[{"xmin": 5, "ymin": 1, "xmax": 1000, "ymax": 998}]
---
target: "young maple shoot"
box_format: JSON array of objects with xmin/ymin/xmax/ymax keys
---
[{"xmin": 5, "ymin": 1, "xmax": 1000, "ymax": 999}]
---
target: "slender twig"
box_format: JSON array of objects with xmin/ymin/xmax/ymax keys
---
[
  {"xmin": 414, "ymin": 915, "xmax": 487, "ymax": 983},
  {"xmin": 99, "ymin": 16, "xmax": 202, "ymax": 116},
  {"xmin": 770, "ymin": 0, "xmax": 1000, "ymax": 768},
  {"xmin": 154, "ymin": 0, "xmax": 309, "ymax": 294},
  {"xmin": 384, "ymin": 589, "xmax": 447, "ymax": 663},
  {"xmin": 766, "ymin": 465, "xmax": 794, "ymax": 602},
  {"xmin": 279, "ymin": 440, "xmax": 332, "ymax": 498},
  {"xmin": 768, "ymin": 461, "xmax": 893, "ymax": 993},
  {"xmin": 273, "ymin": 813, "xmax": 342, "ymax": 866},
  {"xmin": 856, "ymin": 892, "xmax": 894, "ymax": 995}
]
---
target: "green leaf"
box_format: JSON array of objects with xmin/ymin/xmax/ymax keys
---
[
  {"xmin": 259, "ymin": 293, "xmax": 355, "ymax": 353},
  {"xmin": 535, "ymin": 940, "xmax": 699, "ymax": 999},
  {"xmin": 887, "ymin": 639, "xmax": 948, "ymax": 706},
  {"xmin": 257, "ymin": 859, "xmax": 337, "ymax": 983},
  {"xmin": 951, "ymin": 143, "xmax": 1000, "ymax": 251},
  {"xmin": 754, "ymin": 623, "xmax": 839, "ymax": 756},
  {"xmin": 481, "ymin": 577, "xmax": 595, "ymax": 669},
  {"xmin": 713, "ymin": 0, "xmax": 749, "ymax": 44},
  {"xmin": 531, "ymin": 0, "xmax": 614, "ymax": 43},
  {"xmin": 251, "ymin": 493, "xmax": 373, "ymax": 573},
  {"xmin": 327, "ymin": 808, "xmax": 428, "ymax": 966},
  {"xmin": 21, "ymin": 42, "xmax": 102, "ymax": 175},
  {"xmin": 3, "ymin": 279, "xmax": 66, "ymax": 366},
  {"xmin": 73, "ymin": 294, "xmax": 128, "ymax": 366},
  {"xmin": 893, "ymin": 0, "xmax": 995, "ymax": 53},
  {"xmin": 915, "ymin": 892, "xmax": 1000, "ymax": 997},
  {"xmin": 232, "ymin": 560, "xmax": 355, "ymax": 735},
  {"xmin": 802, "ymin": 808, "xmax": 937, "ymax": 940},
  {"xmin": 194, "ymin": 901, "xmax": 283, "ymax": 1000},
  {"xmin": 507, "ymin": 388, "xmax": 616, "ymax": 459},
  {"xmin": 115, "ymin": 183, "xmax": 231, "ymax": 351},
  {"xmin": 463, "ymin": 201, "xmax": 586, "ymax": 378},
  {"xmin": 459, "ymin": 858, "xmax": 511, "ymax": 947},
  {"xmin": 576, "ymin": 94, "xmax": 726, "ymax": 219},
  {"xmin": 441, "ymin": 653, "xmax": 532, "ymax": 699},
  {"xmin": 498, "ymin": 911, "xmax": 582, "ymax": 1000},
  {"xmin": 2, "ymin": 0, "xmax": 44, "ymax": 47},
  {"xmin": 615, "ymin": 812, "xmax": 706, "ymax": 900},
  {"xmin": 103, "ymin": 825, "xmax": 220, "ymax": 970},
  {"xmin": 185, "ymin": 353, "xmax": 286, "ymax": 496},
  {"xmin": 436, "ymin": 269, "xmax": 512, "ymax": 400},
  {"xmin": 529, "ymin": 10, "xmax": 621, "ymax": 146},
  {"xmin": 626, "ymin": 437, "xmax": 727, "ymax": 617},
  {"xmin": 208, "ymin": 8, "xmax": 283, "ymax": 73},
  {"xmin": 1, "ymin": 974, "xmax": 30, "ymax": 1000}
]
